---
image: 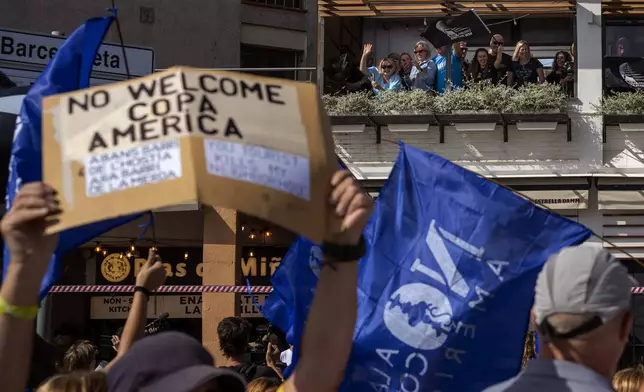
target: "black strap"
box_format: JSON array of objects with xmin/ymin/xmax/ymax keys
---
[
  {"xmin": 134, "ymin": 286, "xmax": 151, "ymax": 298},
  {"xmin": 539, "ymin": 315, "xmax": 603, "ymax": 341}
]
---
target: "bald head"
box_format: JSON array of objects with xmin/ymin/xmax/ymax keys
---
[{"xmin": 489, "ymin": 34, "xmax": 504, "ymax": 54}]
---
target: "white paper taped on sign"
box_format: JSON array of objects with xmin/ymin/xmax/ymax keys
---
[
  {"xmin": 204, "ymin": 140, "xmax": 310, "ymax": 200},
  {"xmin": 85, "ymin": 140, "xmax": 182, "ymax": 197}
]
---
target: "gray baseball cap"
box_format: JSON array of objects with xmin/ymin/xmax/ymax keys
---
[{"xmin": 534, "ymin": 243, "xmax": 636, "ymax": 339}]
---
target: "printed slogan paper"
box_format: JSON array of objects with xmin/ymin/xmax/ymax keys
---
[{"xmin": 42, "ymin": 67, "xmax": 339, "ymax": 242}]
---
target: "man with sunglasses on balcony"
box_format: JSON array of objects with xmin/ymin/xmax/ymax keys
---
[{"xmin": 488, "ymin": 34, "xmax": 513, "ymax": 84}]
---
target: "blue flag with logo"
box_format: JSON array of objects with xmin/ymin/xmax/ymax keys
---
[
  {"xmin": 264, "ymin": 143, "xmax": 591, "ymax": 391},
  {"xmin": 2, "ymin": 15, "xmax": 143, "ymax": 300}
]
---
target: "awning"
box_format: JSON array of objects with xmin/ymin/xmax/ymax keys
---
[
  {"xmin": 602, "ymin": 0, "xmax": 644, "ymax": 15},
  {"xmin": 363, "ymin": 176, "xmax": 590, "ymax": 210},
  {"xmin": 597, "ymin": 178, "xmax": 644, "ymax": 210},
  {"xmin": 318, "ymin": 0, "xmax": 576, "ymax": 17}
]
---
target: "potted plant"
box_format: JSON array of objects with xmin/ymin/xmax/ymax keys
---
[
  {"xmin": 505, "ymin": 83, "xmax": 567, "ymax": 131},
  {"xmin": 436, "ymin": 82, "xmax": 509, "ymax": 132},
  {"xmin": 372, "ymin": 90, "xmax": 435, "ymax": 132},
  {"xmin": 323, "ymin": 92, "xmax": 373, "ymax": 133},
  {"xmin": 597, "ymin": 91, "xmax": 644, "ymax": 132}
]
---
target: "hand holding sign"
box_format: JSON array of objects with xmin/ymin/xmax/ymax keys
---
[
  {"xmin": 1, "ymin": 182, "xmax": 60, "ymax": 269},
  {"xmin": 42, "ymin": 68, "xmax": 340, "ymax": 242},
  {"xmin": 327, "ymin": 170, "xmax": 372, "ymax": 246}
]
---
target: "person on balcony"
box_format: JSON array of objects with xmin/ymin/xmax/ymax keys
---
[
  {"xmin": 507, "ymin": 41, "xmax": 545, "ymax": 88},
  {"xmin": 359, "ymin": 43, "xmax": 402, "ymax": 94},
  {"xmin": 409, "ymin": 40, "xmax": 436, "ymax": 93},
  {"xmin": 467, "ymin": 48, "xmax": 498, "ymax": 84},
  {"xmin": 400, "ymin": 52, "xmax": 414, "ymax": 90},
  {"xmin": 432, "ymin": 43, "xmax": 463, "ymax": 94},
  {"xmin": 546, "ymin": 51, "xmax": 574, "ymax": 97},
  {"xmin": 488, "ymin": 34, "xmax": 513, "ymax": 84},
  {"xmin": 389, "ymin": 52, "xmax": 412, "ymax": 90}
]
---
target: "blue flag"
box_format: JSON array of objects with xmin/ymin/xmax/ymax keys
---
[
  {"xmin": 3, "ymin": 15, "xmax": 143, "ymax": 300},
  {"xmin": 264, "ymin": 143, "xmax": 591, "ymax": 391}
]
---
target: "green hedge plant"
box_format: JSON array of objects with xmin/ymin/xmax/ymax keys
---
[
  {"xmin": 505, "ymin": 83, "xmax": 567, "ymax": 113},
  {"xmin": 596, "ymin": 91, "xmax": 644, "ymax": 115},
  {"xmin": 435, "ymin": 81, "xmax": 512, "ymax": 113},
  {"xmin": 322, "ymin": 83, "xmax": 568, "ymax": 116}
]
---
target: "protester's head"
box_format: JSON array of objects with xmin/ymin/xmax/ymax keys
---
[
  {"xmin": 378, "ymin": 58, "xmax": 396, "ymax": 78},
  {"xmin": 37, "ymin": 371, "xmax": 107, "ymax": 392},
  {"xmin": 552, "ymin": 51, "xmax": 572, "ymax": 72},
  {"xmin": 107, "ymin": 331, "xmax": 246, "ymax": 392},
  {"xmin": 63, "ymin": 340, "xmax": 97, "ymax": 372},
  {"xmin": 613, "ymin": 364, "xmax": 644, "ymax": 392},
  {"xmin": 489, "ymin": 34, "xmax": 504, "ymax": 53},
  {"xmin": 247, "ymin": 377, "xmax": 281, "ymax": 392},
  {"xmin": 217, "ymin": 317, "xmax": 252, "ymax": 359},
  {"xmin": 455, "ymin": 41, "xmax": 468, "ymax": 58},
  {"xmin": 470, "ymin": 48, "xmax": 489, "ymax": 74},
  {"xmin": 400, "ymin": 52, "xmax": 413, "ymax": 73},
  {"xmin": 512, "ymin": 41, "xmax": 531, "ymax": 62},
  {"xmin": 533, "ymin": 244, "xmax": 635, "ymax": 378},
  {"xmin": 414, "ymin": 41, "xmax": 431, "ymax": 62}
]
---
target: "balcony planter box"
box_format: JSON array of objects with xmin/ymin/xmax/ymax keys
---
[
  {"xmin": 451, "ymin": 110, "xmax": 498, "ymax": 132},
  {"xmin": 602, "ymin": 114, "xmax": 644, "ymax": 132},
  {"xmin": 508, "ymin": 110, "xmax": 562, "ymax": 132},
  {"xmin": 329, "ymin": 114, "xmax": 369, "ymax": 133},
  {"xmin": 371, "ymin": 111, "xmax": 434, "ymax": 132}
]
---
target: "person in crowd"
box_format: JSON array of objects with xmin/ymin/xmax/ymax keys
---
[
  {"xmin": 456, "ymin": 41, "xmax": 469, "ymax": 77},
  {"xmin": 616, "ymin": 37, "xmax": 631, "ymax": 57},
  {"xmin": 488, "ymin": 33, "xmax": 513, "ymax": 84},
  {"xmin": 484, "ymin": 244, "xmax": 635, "ymax": 391},
  {"xmin": 389, "ymin": 52, "xmax": 412, "ymax": 90},
  {"xmin": 359, "ymin": 43, "xmax": 402, "ymax": 94},
  {"xmin": 467, "ymin": 48, "xmax": 498, "ymax": 84},
  {"xmin": 248, "ymin": 377, "xmax": 281, "ymax": 392},
  {"xmin": 546, "ymin": 51, "xmax": 574, "ymax": 96},
  {"xmin": 507, "ymin": 41, "xmax": 545, "ymax": 88},
  {"xmin": 399, "ymin": 52, "xmax": 413, "ymax": 90},
  {"xmin": 613, "ymin": 365, "xmax": 644, "ymax": 392},
  {"xmin": 2, "ymin": 168, "xmax": 372, "ymax": 392},
  {"xmin": 217, "ymin": 317, "xmax": 281, "ymax": 382},
  {"xmin": 410, "ymin": 40, "xmax": 436, "ymax": 92},
  {"xmin": 433, "ymin": 43, "xmax": 464, "ymax": 93},
  {"xmin": 570, "ymin": 42, "xmax": 576, "ymax": 64},
  {"xmin": 62, "ymin": 340, "xmax": 97, "ymax": 372},
  {"xmin": 37, "ymin": 371, "xmax": 108, "ymax": 392}
]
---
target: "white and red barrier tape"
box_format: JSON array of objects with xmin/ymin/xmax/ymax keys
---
[
  {"xmin": 47, "ymin": 285, "xmax": 644, "ymax": 294},
  {"xmin": 49, "ymin": 285, "xmax": 273, "ymax": 294}
]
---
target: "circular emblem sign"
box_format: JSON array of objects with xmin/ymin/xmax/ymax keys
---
[{"xmin": 100, "ymin": 253, "xmax": 131, "ymax": 283}]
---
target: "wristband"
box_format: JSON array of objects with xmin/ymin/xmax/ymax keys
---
[
  {"xmin": 134, "ymin": 286, "xmax": 151, "ymax": 298},
  {"xmin": 322, "ymin": 235, "xmax": 366, "ymax": 263},
  {"xmin": 0, "ymin": 296, "xmax": 39, "ymax": 320}
]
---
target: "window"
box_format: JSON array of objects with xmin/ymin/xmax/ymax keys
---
[
  {"xmin": 240, "ymin": 44, "xmax": 305, "ymax": 81},
  {"xmin": 244, "ymin": 0, "xmax": 303, "ymax": 11},
  {"xmin": 603, "ymin": 18, "xmax": 644, "ymax": 92}
]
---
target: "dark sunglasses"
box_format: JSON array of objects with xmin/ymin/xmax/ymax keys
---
[
  {"xmin": 381, "ymin": 65, "xmax": 394, "ymax": 70},
  {"xmin": 492, "ymin": 40, "xmax": 504, "ymax": 46},
  {"xmin": 414, "ymin": 49, "xmax": 427, "ymax": 54}
]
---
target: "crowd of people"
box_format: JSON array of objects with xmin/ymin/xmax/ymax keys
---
[{"xmin": 345, "ymin": 33, "xmax": 575, "ymax": 96}]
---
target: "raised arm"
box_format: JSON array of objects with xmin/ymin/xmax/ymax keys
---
[
  {"xmin": 0, "ymin": 183, "xmax": 60, "ymax": 392},
  {"xmin": 282, "ymin": 170, "xmax": 372, "ymax": 392},
  {"xmin": 360, "ymin": 44, "xmax": 373, "ymax": 75},
  {"xmin": 103, "ymin": 249, "xmax": 166, "ymax": 372}
]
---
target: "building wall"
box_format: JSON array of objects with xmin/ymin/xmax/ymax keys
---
[{"xmin": 0, "ymin": 0, "xmax": 317, "ymax": 69}]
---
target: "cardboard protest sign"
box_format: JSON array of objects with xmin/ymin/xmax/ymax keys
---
[{"xmin": 42, "ymin": 67, "xmax": 340, "ymax": 243}]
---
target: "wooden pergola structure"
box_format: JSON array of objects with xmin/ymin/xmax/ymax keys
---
[
  {"xmin": 602, "ymin": 0, "xmax": 644, "ymax": 15},
  {"xmin": 318, "ymin": 0, "xmax": 576, "ymax": 17}
]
